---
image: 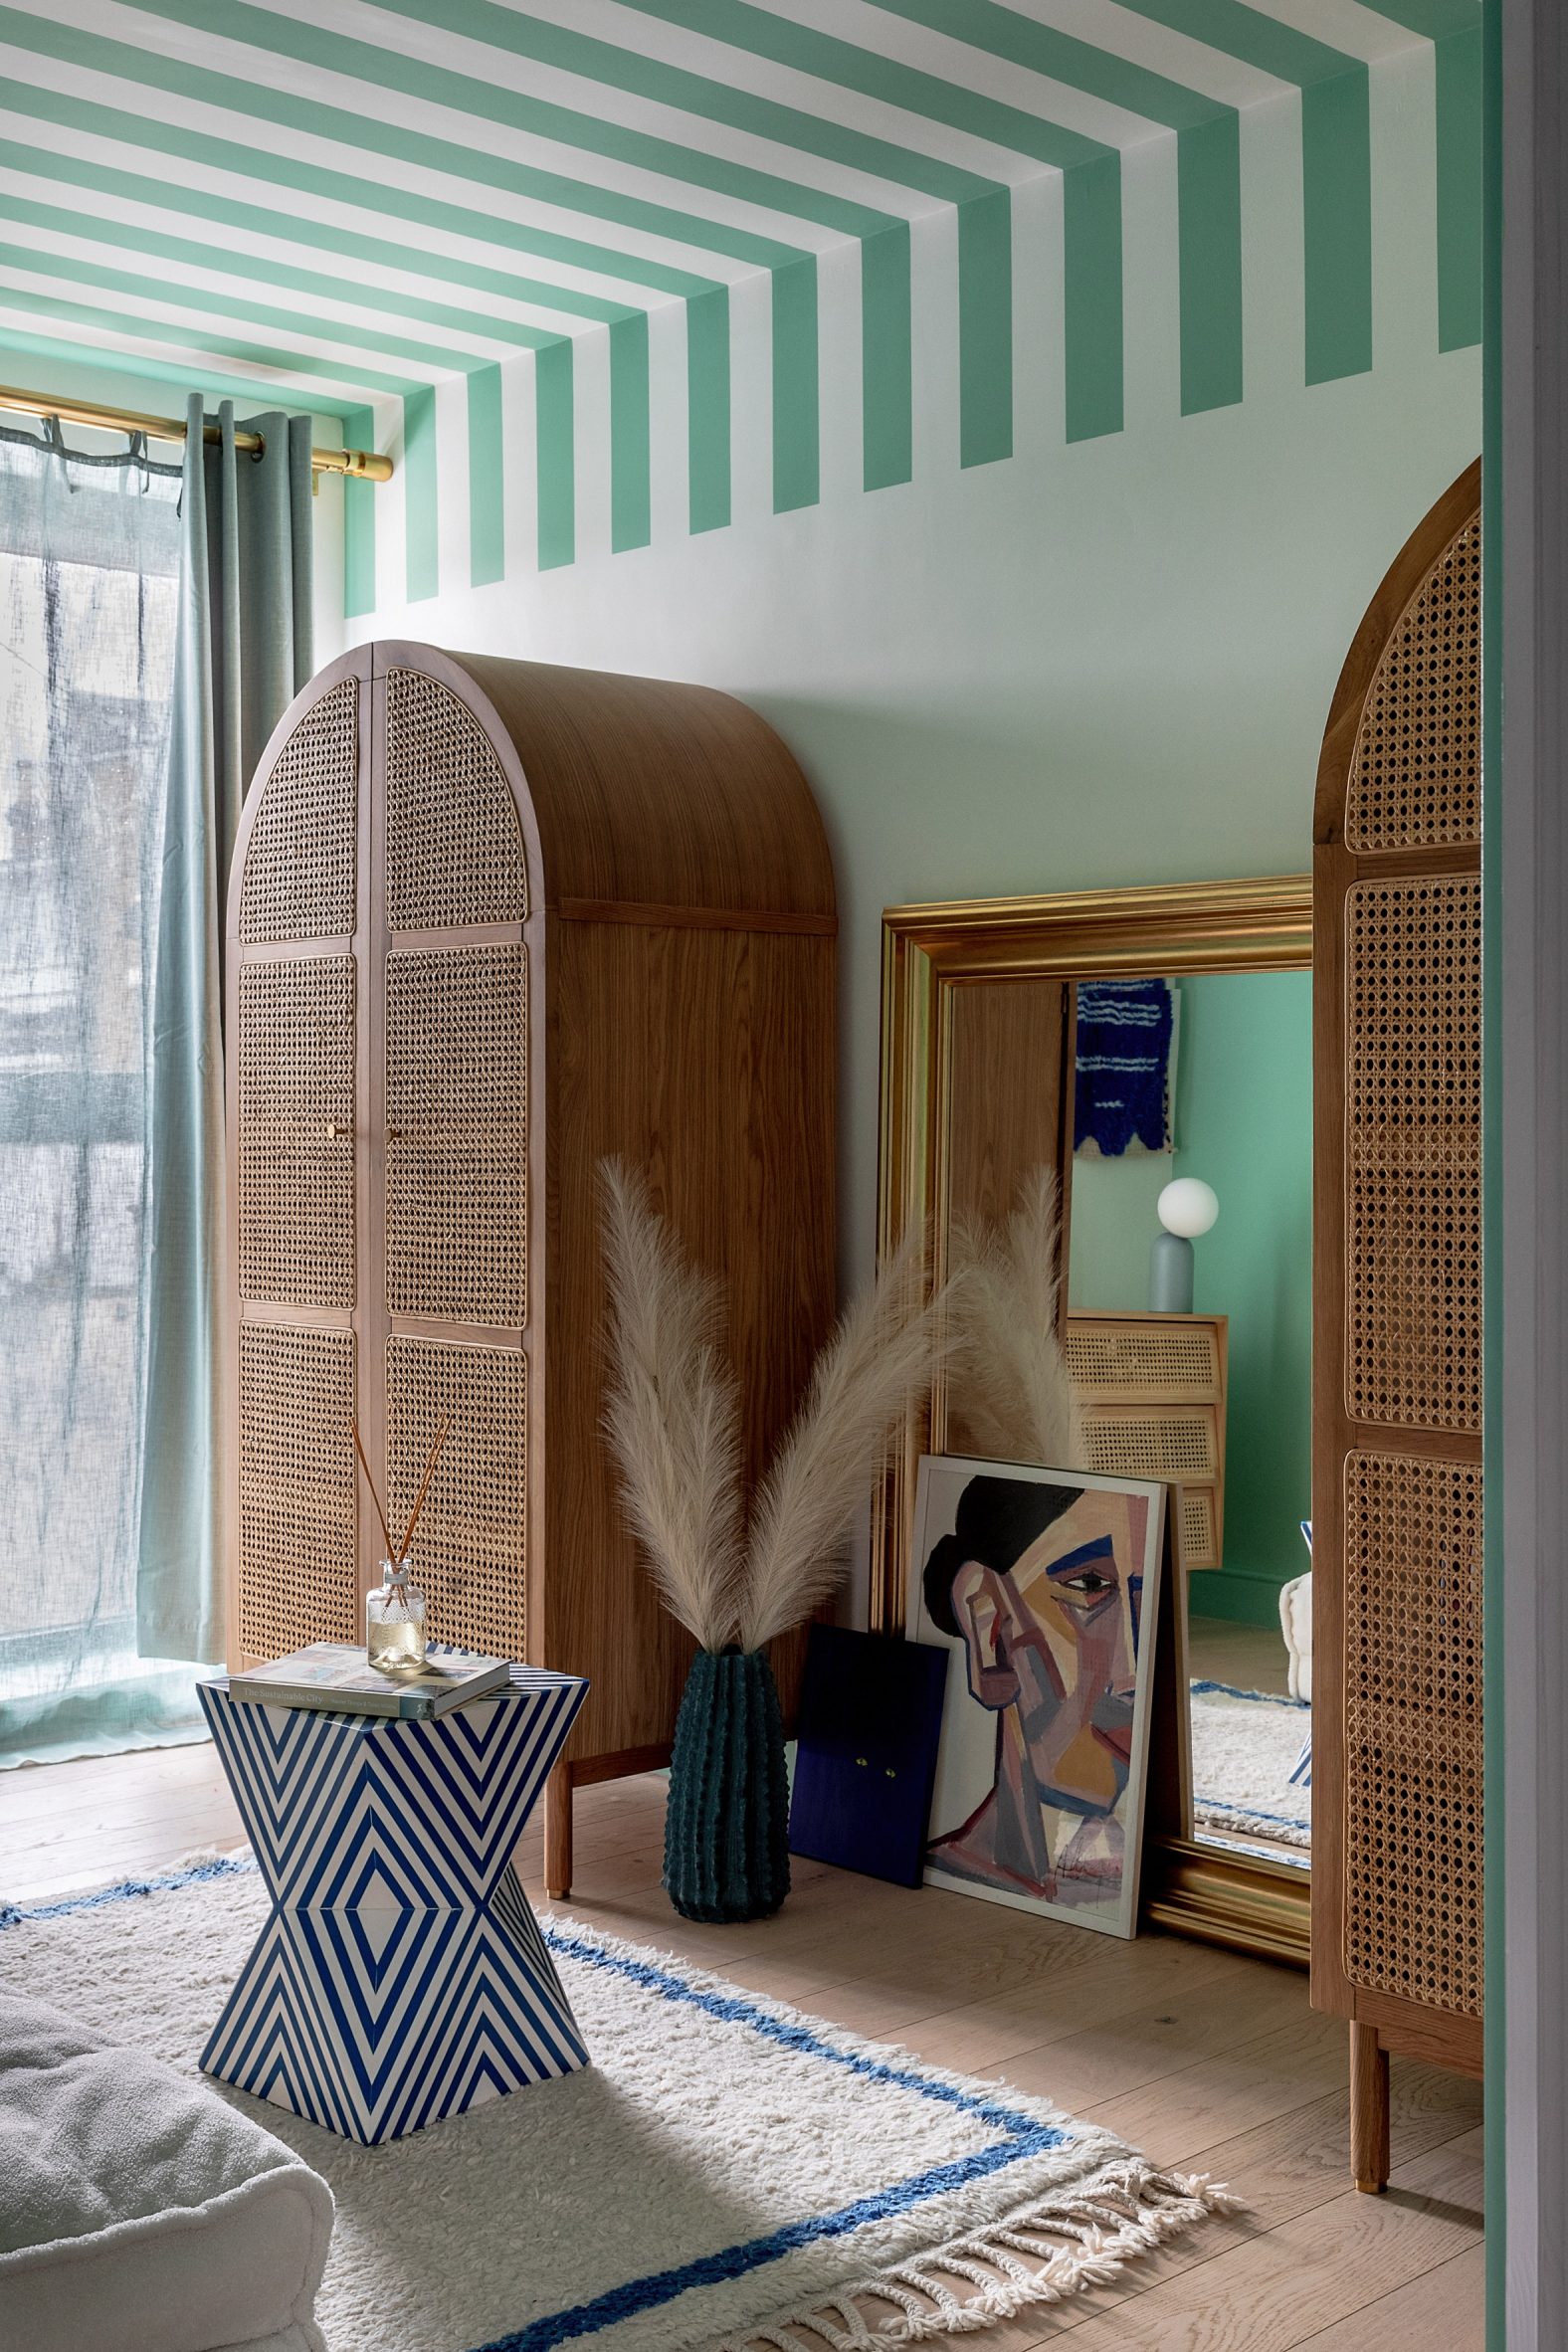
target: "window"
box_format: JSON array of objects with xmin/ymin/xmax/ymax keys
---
[{"xmin": 0, "ymin": 427, "xmax": 200, "ymax": 1762}]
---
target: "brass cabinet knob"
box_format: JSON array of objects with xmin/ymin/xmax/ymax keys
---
[{"xmin": 325, "ymin": 1120, "xmax": 351, "ymax": 1140}]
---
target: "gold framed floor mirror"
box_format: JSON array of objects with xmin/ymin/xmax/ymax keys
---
[{"xmin": 875, "ymin": 876, "xmax": 1314, "ymax": 1965}]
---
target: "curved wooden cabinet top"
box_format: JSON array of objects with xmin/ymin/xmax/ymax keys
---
[
  {"xmin": 236, "ymin": 641, "xmax": 838, "ymax": 935},
  {"xmin": 408, "ymin": 643, "xmax": 835, "ymax": 926}
]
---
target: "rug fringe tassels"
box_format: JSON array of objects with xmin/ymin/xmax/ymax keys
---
[{"xmin": 723, "ymin": 2161, "xmax": 1243, "ymax": 2351}]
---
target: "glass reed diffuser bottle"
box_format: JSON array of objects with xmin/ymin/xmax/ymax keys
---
[
  {"xmin": 350, "ymin": 1407, "xmax": 451, "ymax": 1675},
  {"xmin": 366, "ymin": 1556, "xmax": 428, "ymax": 1670}
]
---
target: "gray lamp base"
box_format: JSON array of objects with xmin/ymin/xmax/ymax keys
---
[{"xmin": 1149, "ymin": 1229, "xmax": 1195, "ymax": 1313}]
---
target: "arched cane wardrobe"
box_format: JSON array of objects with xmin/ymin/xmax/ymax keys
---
[
  {"xmin": 1312, "ymin": 461, "xmax": 1483, "ymax": 2188},
  {"xmin": 226, "ymin": 643, "xmax": 837, "ymax": 1891}
]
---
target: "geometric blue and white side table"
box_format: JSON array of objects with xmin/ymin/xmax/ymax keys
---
[{"xmin": 197, "ymin": 1665, "xmax": 589, "ymax": 2144}]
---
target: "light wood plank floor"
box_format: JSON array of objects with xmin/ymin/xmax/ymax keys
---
[
  {"xmin": 1187, "ymin": 1614, "xmax": 1293, "ymax": 1698},
  {"xmin": 0, "ymin": 1744, "xmax": 1483, "ymax": 2349}
]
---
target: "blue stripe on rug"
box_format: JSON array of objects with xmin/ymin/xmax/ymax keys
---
[
  {"xmin": 477, "ymin": 1931, "xmax": 1077, "ymax": 2344},
  {"xmin": 1194, "ymin": 1798, "xmax": 1313, "ymax": 1833},
  {"xmin": 0, "ymin": 1851, "xmax": 257, "ymax": 1930},
  {"xmin": 469, "ymin": 2128, "xmax": 1068, "ymax": 2350},
  {"xmin": 1189, "ymin": 1678, "xmax": 1309, "ymax": 1709},
  {"xmin": 545, "ymin": 1926, "xmax": 1045, "ymax": 2137},
  {"xmin": 3, "ymin": 1854, "xmax": 1083, "ymax": 2352}
]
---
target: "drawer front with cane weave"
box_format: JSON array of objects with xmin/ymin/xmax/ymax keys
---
[{"xmin": 1067, "ymin": 1312, "xmax": 1227, "ymax": 1570}]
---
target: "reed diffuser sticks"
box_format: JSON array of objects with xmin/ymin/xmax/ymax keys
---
[
  {"xmin": 350, "ymin": 1411, "xmax": 451, "ymax": 1565},
  {"xmin": 349, "ymin": 1413, "xmax": 394, "ymax": 1559},
  {"xmin": 396, "ymin": 1413, "xmax": 451, "ymax": 1562}
]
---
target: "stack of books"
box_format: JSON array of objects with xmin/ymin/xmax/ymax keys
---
[{"xmin": 227, "ymin": 1642, "xmax": 511, "ymax": 1720}]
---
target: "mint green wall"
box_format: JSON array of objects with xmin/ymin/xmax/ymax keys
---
[
  {"xmin": 1068, "ymin": 1152, "xmax": 1166, "ymax": 1314},
  {"xmin": 1176, "ymin": 972, "xmax": 1313, "ymax": 1628},
  {"xmin": 1067, "ymin": 973, "xmax": 1312, "ymax": 1628}
]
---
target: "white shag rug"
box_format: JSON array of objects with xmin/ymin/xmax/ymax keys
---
[
  {"xmin": 0, "ymin": 1854, "xmax": 1235, "ymax": 2352},
  {"xmin": 1190, "ymin": 1679, "xmax": 1311, "ymax": 1857}
]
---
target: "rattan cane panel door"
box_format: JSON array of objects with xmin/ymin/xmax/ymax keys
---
[
  {"xmin": 237, "ymin": 954, "xmax": 356, "ymax": 1310},
  {"xmin": 1343, "ymin": 1449, "xmax": 1483, "ymax": 2017},
  {"xmin": 1345, "ymin": 516, "xmax": 1480, "ymax": 854},
  {"xmin": 384, "ymin": 943, "xmax": 526, "ymax": 1327},
  {"xmin": 238, "ymin": 1322, "xmax": 358, "ymax": 1660},
  {"xmin": 238, "ymin": 677, "xmax": 358, "ymax": 945},
  {"xmin": 385, "ymin": 1336, "xmax": 526, "ymax": 1658},
  {"xmin": 1345, "ymin": 878, "xmax": 1482, "ymax": 1434},
  {"xmin": 1313, "ymin": 466, "xmax": 1483, "ymax": 2124},
  {"xmin": 385, "ymin": 668, "xmax": 527, "ymax": 932}
]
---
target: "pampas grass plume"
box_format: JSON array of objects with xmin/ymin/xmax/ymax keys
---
[
  {"xmin": 598, "ymin": 1161, "xmax": 743, "ymax": 1653},
  {"xmin": 945, "ymin": 1166, "xmax": 1086, "ymax": 1470},
  {"xmin": 739, "ymin": 1221, "xmax": 938, "ymax": 1654},
  {"xmin": 599, "ymin": 1163, "xmax": 948, "ymax": 1654}
]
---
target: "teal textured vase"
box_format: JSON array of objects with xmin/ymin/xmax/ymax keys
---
[{"xmin": 665, "ymin": 1648, "xmax": 791, "ymax": 1923}]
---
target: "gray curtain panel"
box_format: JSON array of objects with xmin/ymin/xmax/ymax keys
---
[
  {"xmin": 0, "ymin": 424, "xmax": 187, "ymax": 1766},
  {"xmin": 137, "ymin": 396, "xmax": 313, "ymax": 1668}
]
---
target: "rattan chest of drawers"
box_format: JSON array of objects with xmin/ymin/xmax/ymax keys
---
[{"xmin": 1064, "ymin": 1311, "xmax": 1228, "ymax": 1572}]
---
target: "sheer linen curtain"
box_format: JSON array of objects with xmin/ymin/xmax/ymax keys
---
[
  {"xmin": 0, "ymin": 399, "xmax": 313, "ymax": 1768},
  {"xmin": 0, "ymin": 424, "xmax": 192, "ymax": 1764}
]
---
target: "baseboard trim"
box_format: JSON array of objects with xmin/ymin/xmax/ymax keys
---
[{"xmin": 1189, "ymin": 1571, "xmax": 1292, "ymax": 1630}]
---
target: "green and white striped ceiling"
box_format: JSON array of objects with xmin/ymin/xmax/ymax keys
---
[{"xmin": 0, "ymin": 0, "xmax": 1479, "ymax": 607}]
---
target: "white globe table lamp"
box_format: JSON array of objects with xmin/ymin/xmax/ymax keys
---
[{"xmin": 1150, "ymin": 1178, "xmax": 1219, "ymax": 1313}]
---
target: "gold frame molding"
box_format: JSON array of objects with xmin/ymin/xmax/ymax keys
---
[{"xmin": 874, "ymin": 874, "xmax": 1314, "ymax": 1966}]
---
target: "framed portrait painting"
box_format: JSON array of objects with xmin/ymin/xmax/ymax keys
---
[{"xmin": 907, "ymin": 1457, "xmax": 1167, "ymax": 1940}]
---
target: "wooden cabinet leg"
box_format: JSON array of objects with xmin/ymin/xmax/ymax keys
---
[
  {"xmin": 545, "ymin": 1763, "xmax": 573, "ymax": 1901},
  {"xmin": 1350, "ymin": 2021, "xmax": 1390, "ymax": 2193}
]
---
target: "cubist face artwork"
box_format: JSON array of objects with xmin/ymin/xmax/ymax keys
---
[{"xmin": 912, "ymin": 1466, "xmax": 1162, "ymax": 1936}]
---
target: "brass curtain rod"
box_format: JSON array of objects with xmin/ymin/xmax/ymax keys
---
[{"xmin": 0, "ymin": 381, "xmax": 393, "ymax": 482}]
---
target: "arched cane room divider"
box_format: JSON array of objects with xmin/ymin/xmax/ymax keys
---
[{"xmin": 1312, "ymin": 460, "xmax": 1483, "ymax": 2189}]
